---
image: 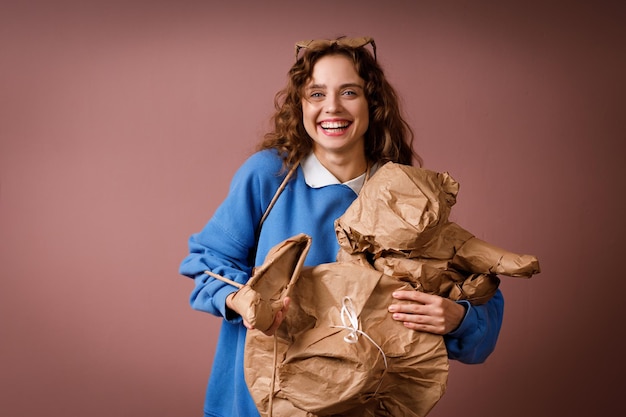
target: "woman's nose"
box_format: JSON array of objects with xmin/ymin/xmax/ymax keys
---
[{"xmin": 325, "ymin": 94, "xmax": 341, "ymax": 113}]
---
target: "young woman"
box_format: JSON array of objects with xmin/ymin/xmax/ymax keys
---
[{"xmin": 180, "ymin": 37, "xmax": 504, "ymax": 417}]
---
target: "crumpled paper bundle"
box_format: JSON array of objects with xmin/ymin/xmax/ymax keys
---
[
  {"xmin": 225, "ymin": 233, "xmax": 312, "ymax": 332},
  {"xmin": 245, "ymin": 262, "xmax": 448, "ymax": 417},
  {"xmin": 244, "ymin": 163, "xmax": 541, "ymax": 416},
  {"xmin": 335, "ymin": 162, "xmax": 541, "ymax": 304}
]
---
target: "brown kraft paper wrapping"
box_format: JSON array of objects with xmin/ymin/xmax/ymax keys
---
[
  {"xmin": 244, "ymin": 162, "xmax": 541, "ymax": 416},
  {"xmin": 335, "ymin": 162, "xmax": 540, "ymax": 304},
  {"xmin": 245, "ymin": 263, "xmax": 449, "ymax": 417}
]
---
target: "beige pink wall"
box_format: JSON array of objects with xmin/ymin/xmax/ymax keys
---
[{"xmin": 1, "ymin": 1, "xmax": 624, "ymax": 416}]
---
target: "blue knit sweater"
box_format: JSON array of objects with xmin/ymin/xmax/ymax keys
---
[{"xmin": 180, "ymin": 149, "xmax": 504, "ymax": 417}]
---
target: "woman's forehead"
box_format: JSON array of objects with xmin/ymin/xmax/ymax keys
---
[{"xmin": 307, "ymin": 55, "xmax": 363, "ymax": 85}]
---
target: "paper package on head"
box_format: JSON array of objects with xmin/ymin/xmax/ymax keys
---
[{"xmin": 233, "ymin": 162, "xmax": 540, "ymax": 416}]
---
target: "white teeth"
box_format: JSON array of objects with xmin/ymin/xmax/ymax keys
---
[{"xmin": 321, "ymin": 121, "xmax": 350, "ymax": 129}]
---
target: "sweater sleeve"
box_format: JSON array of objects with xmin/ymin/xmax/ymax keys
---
[
  {"xmin": 443, "ymin": 289, "xmax": 504, "ymax": 364},
  {"xmin": 178, "ymin": 151, "xmax": 283, "ymax": 321}
]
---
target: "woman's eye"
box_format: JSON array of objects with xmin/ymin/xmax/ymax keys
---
[
  {"xmin": 310, "ymin": 92, "xmax": 324, "ymax": 98},
  {"xmin": 342, "ymin": 90, "xmax": 357, "ymax": 96}
]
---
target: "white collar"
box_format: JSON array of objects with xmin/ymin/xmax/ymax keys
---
[{"xmin": 301, "ymin": 152, "xmax": 376, "ymax": 194}]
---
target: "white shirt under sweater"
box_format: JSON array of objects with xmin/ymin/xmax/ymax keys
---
[{"xmin": 300, "ymin": 152, "xmax": 379, "ymax": 194}]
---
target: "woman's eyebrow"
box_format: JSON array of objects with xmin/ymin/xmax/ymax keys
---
[
  {"xmin": 306, "ymin": 83, "xmax": 364, "ymax": 90},
  {"xmin": 340, "ymin": 83, "xmax": 364, "ymax": 89}
]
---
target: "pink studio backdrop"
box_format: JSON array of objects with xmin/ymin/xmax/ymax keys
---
[{"xmin": 1, "ymin": 1, "xmax": 624, "ymax": 416}]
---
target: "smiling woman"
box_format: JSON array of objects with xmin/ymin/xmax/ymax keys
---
[
  {"xmin": 2, "ymin": 1, "xmax": 623, "ymax": 416},
  {"xmin": 301, "ymin": 55, "xmax": 370, "ymax": 182},
  {"xmin": 178, "ymin": 36, "xmax": 504, "ymax": 417}
]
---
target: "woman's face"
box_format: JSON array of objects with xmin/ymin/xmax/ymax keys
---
[{"xmin": 302, "ymin": 54, "xmax": 369, "ymax": 162}]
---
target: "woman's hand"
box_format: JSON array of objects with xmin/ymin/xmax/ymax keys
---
[
  {"xmin": 227, "ymin": 293, "xmax": 291, "ymax": 336},
  {"xmin": 251, "ymin": 297, "xmax": 290, "ymax": 336},
  {"xmin": 388, "ymin": 291, "xmax": 465, "ymax": 335}
]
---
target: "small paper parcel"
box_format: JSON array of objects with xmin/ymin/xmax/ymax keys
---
[{"xmin": 240, "ymin": 162, "xmax": 540, "ymax": 416}]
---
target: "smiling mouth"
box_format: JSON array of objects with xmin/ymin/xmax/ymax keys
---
[{"xmin": 320, "ymin": 120, "xmax": 351, "ymax": 133}]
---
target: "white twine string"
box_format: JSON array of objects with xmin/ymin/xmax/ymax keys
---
[{"xmin": 331, "ymin": 296, "xmax": 388, "ymax": 370}]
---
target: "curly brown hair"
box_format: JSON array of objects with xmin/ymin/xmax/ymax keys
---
[{"xmin": 258, "ymin": 37, "xmax": 422, "ymax": 169}]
